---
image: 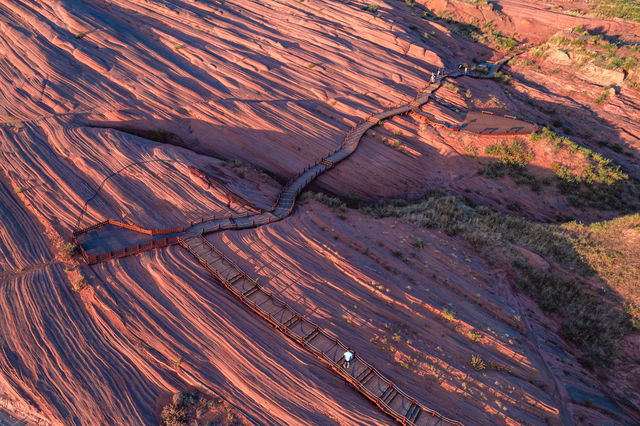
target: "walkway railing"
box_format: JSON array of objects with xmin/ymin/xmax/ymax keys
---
[
  {"xmin": 179, "ymin": 234, "xmax": 461, "ymax": 426},
  {"xmin": 72, "ymin": 47, "xmax": 532, "ymax": 425}
]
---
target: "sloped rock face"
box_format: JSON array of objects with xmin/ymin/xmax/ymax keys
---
[
  {"xmin": 580, "ymin": 63, "xmax": 626, "ymax": 86},
  {"xmin": 543, "ymin": 49, "xmax": 625, "ymax": 86},
  {"xmin": 0, "ymin": 0, "xmax": 639, "ymax": 425},
  {"xmin": 545, "ymin": 49, "xmax": 573, "ymax": 66}
]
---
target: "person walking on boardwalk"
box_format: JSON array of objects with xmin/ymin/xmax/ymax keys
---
[
  {"xmin": 430, "ymin": 72, "xmax": 435, "ymax": 83},
  {"xmin": 344, "ymin": 350, "xmax": 354, "ymax": 369}
]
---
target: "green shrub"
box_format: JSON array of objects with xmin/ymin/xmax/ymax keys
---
[
  {"xmin": 531, "ymin": 127, "xmax": 629, "ymax": 187},
  {"xmin": 624, "ymin": 56, "xmax": 638, "ymax": 68},
  {"xmin": 299, "ymin": 191, "xmax": 346, "ymax": 210},
  {"xmin": 468, "ymin": 329, "xmax": 483, "ymax": 342},
  {"xmin": 607, "ymin": 56, "xmax": 625, "ymax": 69},
  {"xmin": 572, "ymin": 25, "xmax": 587, "ymax": 35},
  {"xmin": 471, "ymin": 354, "xmax": 486, "ymax": 370},
  {"xmin": 590, "ymin": 0, "xmax": 640, "ymax": 22},
  {"xmin": 443, "ymin": 308, "xmax": 456, "ymax": 321},
  {"xmin": 72, "ymin": 277, "xmax": 87, "ymax": 292},
  {"xmin": 391, "ymin": 249, "xmax": 403, "ymax": 258},
  {"xmin": 484, "ymin": 140, "xmax": 533, "ymax": 167},
  {"xmin": 338, "ymin": 190, "xmax": 368, "ymax": 209},
  {"xmin": 493, "ymin": 70, "xmax": 512, "ymax": 84},
  {"xmin": 61, "ymin": 242, "xmax": 77, "ymax": 258},
  {"xmin": 161, "ymin": 392, "xmax": 198, "ymax": 426}
]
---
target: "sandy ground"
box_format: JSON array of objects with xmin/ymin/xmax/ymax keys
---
[{"xmin": 0, "ymin": 0, "xmax": 639, "ymax": 424}]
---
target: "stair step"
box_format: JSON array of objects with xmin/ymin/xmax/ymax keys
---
[
  {"xmin": 241, "ymin": 285, "xmax": 259, "ymax": 298},
  {"xmin": 283, "ymin": 314, "xmax": 300, "ymax": 329}
]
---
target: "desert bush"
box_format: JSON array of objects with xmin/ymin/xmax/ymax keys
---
[
  {"xmin": 391, "ymin": 249, "xmax": 403, "ymax": 258},
  {"xmin": 530, "ymin": 127, "xmax": 634, "ymax": 207},
  {"xmin": 572, "ymin": 25, "xmax": 587, "ymax": 35},
  {"xmin": 480, "ymin": 162, "xmax": 541, "ymax": 193},
  {"xmin": 442, "ymin": 308, "xmax": 456, "ymax": 321},
  {"xmin": 590, "ymin": 0, "xmax": 640, "ymax": 22},
  {"xmin": 385, "ymin": 138, "xmax": 402, "ymax": 150},
  {"xmin": 565, "ymin": 215, "xmax": 640, "ymax": 298},
  {"xmin": 72, "ymin": 277, "xmax": 87, "ymax": 292},
  {"xmin": 61, "ymin": 242, "xmax": 77, "ymax": 258},
  {"xmin": 443, "ymin": 82, "xmax": 459, "ymax": 93},
  {"xmin": 161, "ymin": 392, "xmax": 247, "ymax": 426},
  {"xmin": 412, "ymin": 239, "xmax": 424, "ymax": 249},
  {"xmin": 338, "ymin": 190, "xmax": 368, "ymax": 209},
  {"xmin": 484, "ymin": 140, "xmax": 533, "ymax": 167},
  {"xmin": 161, "ymin": 392, "xmax": 198, "ymax": 426},
  {"xmin": 493, "ymin": 71, "xmax": 511, "ymax": 84},
  {"xmin": 471, "ymin": 354, "xmax": 486, "ymax": 370},
  {"xmin": 468, "ymin": 329, "xmax": 483, "ymax": 342},
  {"xmin": 556, "ymin": 178, "xmax": 640, "ymax": 211},
  {"xmin": 607, "ymin": 56, "xmax": 625, "ymax": 69},
  {"xmin": 299, "ymin": 191, "xmax": 346, "ymax": 210},
  {"xmin": 13, "ymin": 187, "xmax": 22, "ymax": 194}
]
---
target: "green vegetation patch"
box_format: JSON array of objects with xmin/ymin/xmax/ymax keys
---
[
  {"xmin": 160, "ymin": 392, "xmax": 246, "ymax": 426},
  {"xmin": 359, "ymin": 191, "xmax": 637, "ymax": 367},
  {"xmin": 484, "ymin": 140, "xmax": 533, "ymax": 168},
  {"xmin": 530, "ymin": 128, "xmax": 639, "ymax": 211},
  {"xmin": 479, "ymin": 140, "xmax": 540, "ymax": 192},
  {"xmin": 531, "ymin": 127, "xmax": 627, "ymax": 185},
  {"xmin": 449, "ymin": 19, "xmax": 518, "ymax": 51},
  {"xmin": 60, "ymin": 242, "xmax": 77, "ymax": 258},
  {"xmin": 565, "ymin": 214, "xmax": 640, "ymax": 299},
  {"xmin": 589, "ymin": 0, "xmax": 640, "ymax": 22},
  {"xmin": 537, "ymin": 31, "xmax": 640, "ymax": 89}
]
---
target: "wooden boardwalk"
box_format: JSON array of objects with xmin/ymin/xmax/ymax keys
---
[
  {"xmin": 179, "ymin": 234, "xmax": 459, "ymax": 426},
  {"xmin": 74, "ymin": 48, "xmax": 534, "ymax": 425}
]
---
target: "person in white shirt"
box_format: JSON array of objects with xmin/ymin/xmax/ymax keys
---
[{"xmin": 344, "ymin": 350, "xmax": 354, "ymax": 368}]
